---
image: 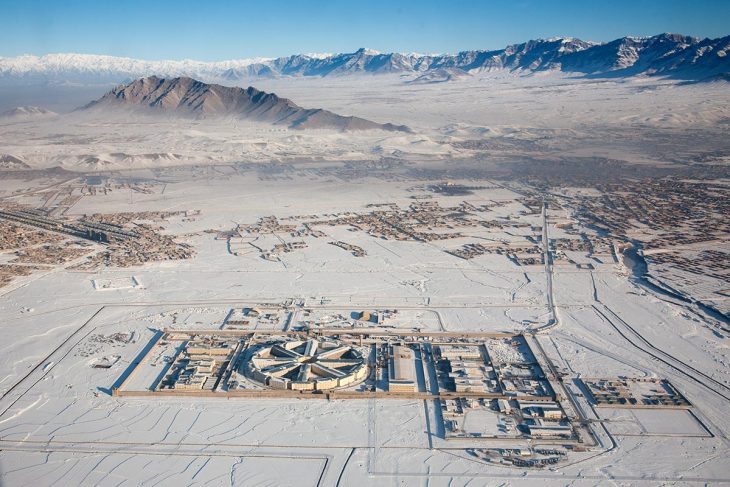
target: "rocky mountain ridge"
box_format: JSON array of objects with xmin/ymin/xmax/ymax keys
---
[
  {"xmin": 1, "ymin": 33, "xmax": 727, "ymax": 84},
  {"xmin": 84, "ymin": 76, "xmax": 411, "ymax": 132}
]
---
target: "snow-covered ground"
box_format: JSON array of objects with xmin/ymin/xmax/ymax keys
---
[
  {"xmin": 0, "ymin": 72, "xmax": 728, "ymax": 485},
  {"xmin": 1, "ymin": 72, "xmax": 728, "ymax": 172}
]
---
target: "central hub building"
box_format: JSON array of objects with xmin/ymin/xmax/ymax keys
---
[{"xmin": 245, "ymin": 338, "xmax": 368, "ymax": 391}]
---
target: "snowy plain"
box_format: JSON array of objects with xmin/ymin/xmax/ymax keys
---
[{"xmin": 0, "ymin": 71, "xmax": 728, "ymax": 486}]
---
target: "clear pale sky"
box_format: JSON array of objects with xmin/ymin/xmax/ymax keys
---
[{"xmin": 2, "ymin": 0, "xmax": 729, "ymax": 60}]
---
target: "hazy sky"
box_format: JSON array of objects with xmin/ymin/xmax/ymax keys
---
[{"xmin": 2, "ymin": 0, "xmax": 729, "ymax": 60}]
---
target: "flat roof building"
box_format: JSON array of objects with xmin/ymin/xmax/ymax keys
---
[
  {"xmin": 389, "ymin": 344, "xmax": 416, "ymax": 393},
  {"xmin": 527, "ymin": 424, "xmax": 573, "ymax": 439}
]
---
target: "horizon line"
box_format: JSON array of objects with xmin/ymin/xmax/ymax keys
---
[{"xmin": 1, "ymin": 31, "xmax": 723, "ymax": 64}]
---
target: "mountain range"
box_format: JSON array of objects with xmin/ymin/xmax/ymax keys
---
[
  {"xmin": 0, "ymin": 33, "xmax": 727, "ymax": 85},
  {"xmin": 83, "ymin": 76, "xmax": 411, "ymax": 132}
]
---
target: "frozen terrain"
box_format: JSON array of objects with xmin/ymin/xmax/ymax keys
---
[
  {"xmin": 1, "ymin": 71, "xmax": 728, "ymax": 172},
  {"xmin": 0, "ymin": 64, "xmax": 728, "ymax": 486}
]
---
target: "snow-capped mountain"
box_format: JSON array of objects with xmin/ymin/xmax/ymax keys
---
[
  {"xmin": 407, "ymin": 67, "xmax": 472, "ymax": 84},
  {"xmin": 84, "ymin": 76, "xmax": 411, "ymax": 132},
  {"xmin": 0, "ymin": 33, "xmax": 727, "ymax": 85},
  {"xmin": 555, "ymin": 33, "xmax": 716, "ymax": 75},
  {"xmin": 1, "ymin": 106, "xmax": 57, "ymax": 118}
]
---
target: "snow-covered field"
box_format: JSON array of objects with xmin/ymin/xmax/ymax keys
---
[
  {"xmin": 0, "ymin": 72, "xmax": 728, "ymax": 485},
  {"xmin": 1, "ymin": 72, "xmax": 728, "ymax": 172}
]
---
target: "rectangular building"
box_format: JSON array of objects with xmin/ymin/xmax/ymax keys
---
[{"xmin": 389, "ymin": 345, "xmax": 417, "ymax": 393}]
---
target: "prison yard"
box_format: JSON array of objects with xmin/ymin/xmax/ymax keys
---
[
  {"xmin": 90, "ymin": 297, "xmax": 711, "ymax": 470},
  {"xmin": 113, "ymin": 325, "xmax": 591, "ymax": 466}
]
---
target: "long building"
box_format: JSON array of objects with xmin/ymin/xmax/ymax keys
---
[{"xmin": 388, "ymin": 344, "xmax": 416, "ymax": 393}]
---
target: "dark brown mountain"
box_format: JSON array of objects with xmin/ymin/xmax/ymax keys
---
[{"xmin": 83, "ymin": 76, "xmax": 411, "ymax": 132}]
